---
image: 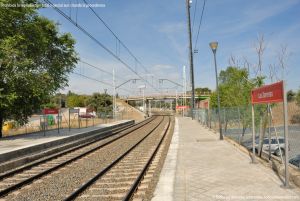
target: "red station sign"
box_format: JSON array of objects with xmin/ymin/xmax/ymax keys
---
[
  {"xmin": 251, "ymin": 81, "xmax": 284, "ymax": 104},
  {"xmin": 250, "ymin": 80, "xmax": 290, "ymax": 186},
  {"xmin": 43, "ymin": 108, "xmax": 59, "ymax": 115},
  {"xmin": 199, "ymin": 99, "xmax": 209, "ymax": 109}
]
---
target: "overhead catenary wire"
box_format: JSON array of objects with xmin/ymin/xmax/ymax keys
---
[
  {"xmin": 194, "ymin": 0, "xmax": 206, "ymax": 51},
  {"xmin": 79, "ymin": 60, "xmax": 126, "ymax": 82},
  {"xmin": 43, "ymin": 0, "xmax": 161, "ymax": 94},
  {"xmin": 81, "ymin": 0, "xmax": 163, "ymax": 89},
  {"xmin": 79, "ymin": 60, "xmax": 112, "ymax": 76},
  {"xmin": 72, "ymin": 72, "xmax": 133, "ymax": 93},
  {"xmin": 191, "ymin": 0, "xmax": 198, "ymax": 32},
  {"xmin": 72, "ymin": 72, "xmax": 112, "ymax": 87},
  {"xmin": 82, "ymin": 0, "xmax": 151, "ymax": 75}
]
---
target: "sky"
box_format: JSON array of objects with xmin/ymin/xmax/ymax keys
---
[{"xmin": 39, "ymin": 0, "xmax": 300, "ymax": 96}]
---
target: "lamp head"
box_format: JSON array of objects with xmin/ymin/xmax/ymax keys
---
[{"xmin": 209, "ymin": 42, "xmax": 218, "ymax": 53}]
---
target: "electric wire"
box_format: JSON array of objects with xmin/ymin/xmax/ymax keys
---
[
  {"xmin": 82, "ymin": 0, "xmax": 162, "ymax": 89},
  {"xmin": 72, "ymin": 72, "xmax": 133, "ymax": 93},
  {"xmin": 82, "ymin": 0, "xmax": 150, "ymax": 75},
  {"xmin": 79, "ymin": 60, "xmax": 126, "ymax": 82},
  {"xmin": 79, "ymin": 60, "xmax": 112, "ymax": 76},
  {"xmin": 194, "ymin": 0, "xmax": 206, "ymax": 51},
  {"xmin": 191, "ymin": 0, "xmax": 198, "ymax": 33},
  {"xmin": 43, "ymin": 0, "xmax": 161, "ymax": 94},
  {"xmin": 72, "ymin": 72, "xmax": 112, "ymax": 86}
]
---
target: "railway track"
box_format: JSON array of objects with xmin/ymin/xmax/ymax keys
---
[
  {"xmin": 0, "ymin": 115, "xmax": 173, "ymax": 201},
  {"xmin": 0, "ymin": 116, "xmax": 157, "ymax": 199},
  {"xmin": 65, "ymin": 115, "xmax": 171, "ymax": 201}
]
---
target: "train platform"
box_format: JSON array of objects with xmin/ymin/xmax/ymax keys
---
[
  {"xmin": 152, "ymin": 117, "xmax": 300, "ymax": 201},
  {"xmin": 0, "ymin": 120, "xmax": 132, "ymax": 156}
]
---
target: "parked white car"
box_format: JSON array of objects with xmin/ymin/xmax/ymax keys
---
[{"xmin": 244, "ymin": 137, "xmax": 287, "ymax": 156}]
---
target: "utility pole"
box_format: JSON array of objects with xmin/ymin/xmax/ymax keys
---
[
  {"xmin": 148, "ymin": 100, "xmax": 151, "ymax": 116},
  {"xmin": 142, "ymin": 88, "xmax": 145, "ymax": 114},
  {"xmin": 175, "ymin": 89, "xmax": 178, "ymax": 112},
  {"xmin": 186, "ymin": 0, "xmax": 195, "ymax": 118},
  {"xmin": 183, "ymin": 65, "xmax": 187, "ymax": 116},
  {"xmin": 104, "ymin": 88, "xmax": 107, "ymax": 123},
  {"xmin": 113, "ymin": 68, "xmax": 116, "ymax": 120}
]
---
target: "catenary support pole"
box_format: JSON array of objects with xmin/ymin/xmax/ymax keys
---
[
  {"xmin": 185, "ymin": 0, "xmax": 195, "ymax": 118},
  {"xmin": 183, "ymin": 65, "xmax": 187, "ymax": 117},
  {"xmin": 113, "ymin": 68, "xmax": 116, "ymax": 120}
]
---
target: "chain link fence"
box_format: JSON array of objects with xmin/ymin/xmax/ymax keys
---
[
  {"xmin": 194, "ymin": 101, "xmax": 300, "ymax": 169},
  {"xmin": 2, "ymin": 108, "xmax": 128, "ymax": 137}
]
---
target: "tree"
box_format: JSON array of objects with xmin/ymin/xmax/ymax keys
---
[
  {"xmin": 67, "ymin": 95, "xmax": 87, "ymax": 108},
  {"xmin": 210, "ymin": 67, "xmax": 257, "ymax": 108},
  {"xmin": 195, "ymin": 87, "xmax": 211, "ymax": 95},
  {"xmin": 287, "ymin": 90, "xmax": 295, "ymax": 102},
  {"xmin": 210, "ymin": 66, "xmax": 263, "ymax": 135},
  {"xmin": 254, "ymin": 34, "xmax": 266, "ymax": 77},
  {"xmin": 42, "ymin": 93, "xmax": 67, "ymax": 108},
  {"xmin": 86, "ymin": 93, "xmax": 113, "ymax": 114},
  {"xmin": 0, "ymin": 0, "xmax": 78, "ymax": 137}
]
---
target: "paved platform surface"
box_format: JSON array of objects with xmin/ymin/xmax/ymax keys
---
[
  {"xmin": 0, "ymin": 120, "xmax": 130, "ymax": 155},
  {"xmin": 152, "ymin": 117, "xmax": 300, "ymax": 201}
]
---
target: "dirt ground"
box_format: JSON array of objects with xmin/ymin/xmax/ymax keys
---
[
  {"xmin": 116, "ymin": 99, "xmax": 145, "ymax": 122},
  {"xmin": 271, "ymin": 101, "xmax": 300, "ymax": 125}
]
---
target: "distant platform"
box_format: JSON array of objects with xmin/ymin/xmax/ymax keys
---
[{"xmin": 0, "ymin": 120, "xmax": 132, "ymax": 155}]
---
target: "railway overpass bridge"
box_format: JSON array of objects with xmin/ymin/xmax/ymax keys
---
[
  {"xmin": 120, "ymin": 93, "xmax": 211, "ymax": 102},
  {"xmin": 119, "ymin": 93, "xmax": 211, "ymax": 115}
]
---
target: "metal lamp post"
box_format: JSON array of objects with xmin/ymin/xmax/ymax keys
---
[{"xmin": 209, "ymin": 42, "xmax": 223, "ymax": 140}]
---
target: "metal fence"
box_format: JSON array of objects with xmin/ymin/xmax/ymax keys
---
[
  {"xmin": 194, "ymin": 101, "xmax": 300, "ymax": 168},
  {"xmin": 2, "ymin": 108, "xmax": 127, "ymax": 137}
]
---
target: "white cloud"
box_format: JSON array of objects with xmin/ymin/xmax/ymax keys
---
[
  {"xmin": 158, "ymin": 22, "xmax": 185, "ymax": 34},
  {"xmin": 217, "ymin": 0, "xmax": 299, "ymax": 35},
  {"xmin": 157, "ymin": 22, "xmax": 188, "ymax": 64},
  {"xmin": 153, "ymin": 64, "xmax": 174, "ymax": 70}
]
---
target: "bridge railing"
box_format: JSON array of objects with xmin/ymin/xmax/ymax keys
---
[{"xmin": 122, "ymin": 92, "xmax": 210, "ymax": 100}]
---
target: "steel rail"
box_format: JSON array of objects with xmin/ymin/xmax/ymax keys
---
[
  {"xmin": 123, "ymin": 116, "xmax": 171, "ymax": 201},
  {"xmin": 0, "ymin": 121, "xmax": 133, "ymax": 180},
  {"xmin": 0, "ymin": 116, "xmax": 157, "ymax": 198},
  {"xmin": 0, "ymin": 117, "xmax": 155, "ymax": 180},
  {"xmin": 64, "ymin": 116, "xmax": 166, "ymax": 201}
]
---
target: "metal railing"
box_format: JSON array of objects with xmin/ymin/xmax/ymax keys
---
[
  {"xmin": 2, "ymin": 108, "xmax": 133, "ymax": 137},
  {"xmin": 193, "ymin": 102, "xmax": 300, "ymax": 168}
]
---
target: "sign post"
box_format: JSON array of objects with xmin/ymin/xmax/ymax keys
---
[
  {"xmin": 57, "ymin": 110, "xmax": 60, "ymax": 134},
  {"xmin": 43, "ymin": 115, "xmax": 46, "ymax": 136},
  {"xmin": 43, "ymin": 108, "xmax": 59, "ymax": 134},
  {"xmin": 69, "ymin": 108, "xmax": 71, "ymax": 132},
  {"xmin": 79, "ymin": 112, "xmax": 81, "ymax": 129},
  {"xmin": 87, "ymin": 108, "xmax": 94, "ymax": 127},
  {"xmin": 268, "ymin": 104, "xmax": 272, "ymax": 160},
  {"xmin": 282, "ymin": 81, "xmax": 289, "ymax": 188},
  {"xmin": 69, "ymin": 108, "xmax": 80, "ymax": 131},
  {"xmin": 251, "ymin": 104, "xmax": 257, "ymax": 163},
  {"xmin": 251, "ymin": 81, "xmax": 289, "ymax": 187}
]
